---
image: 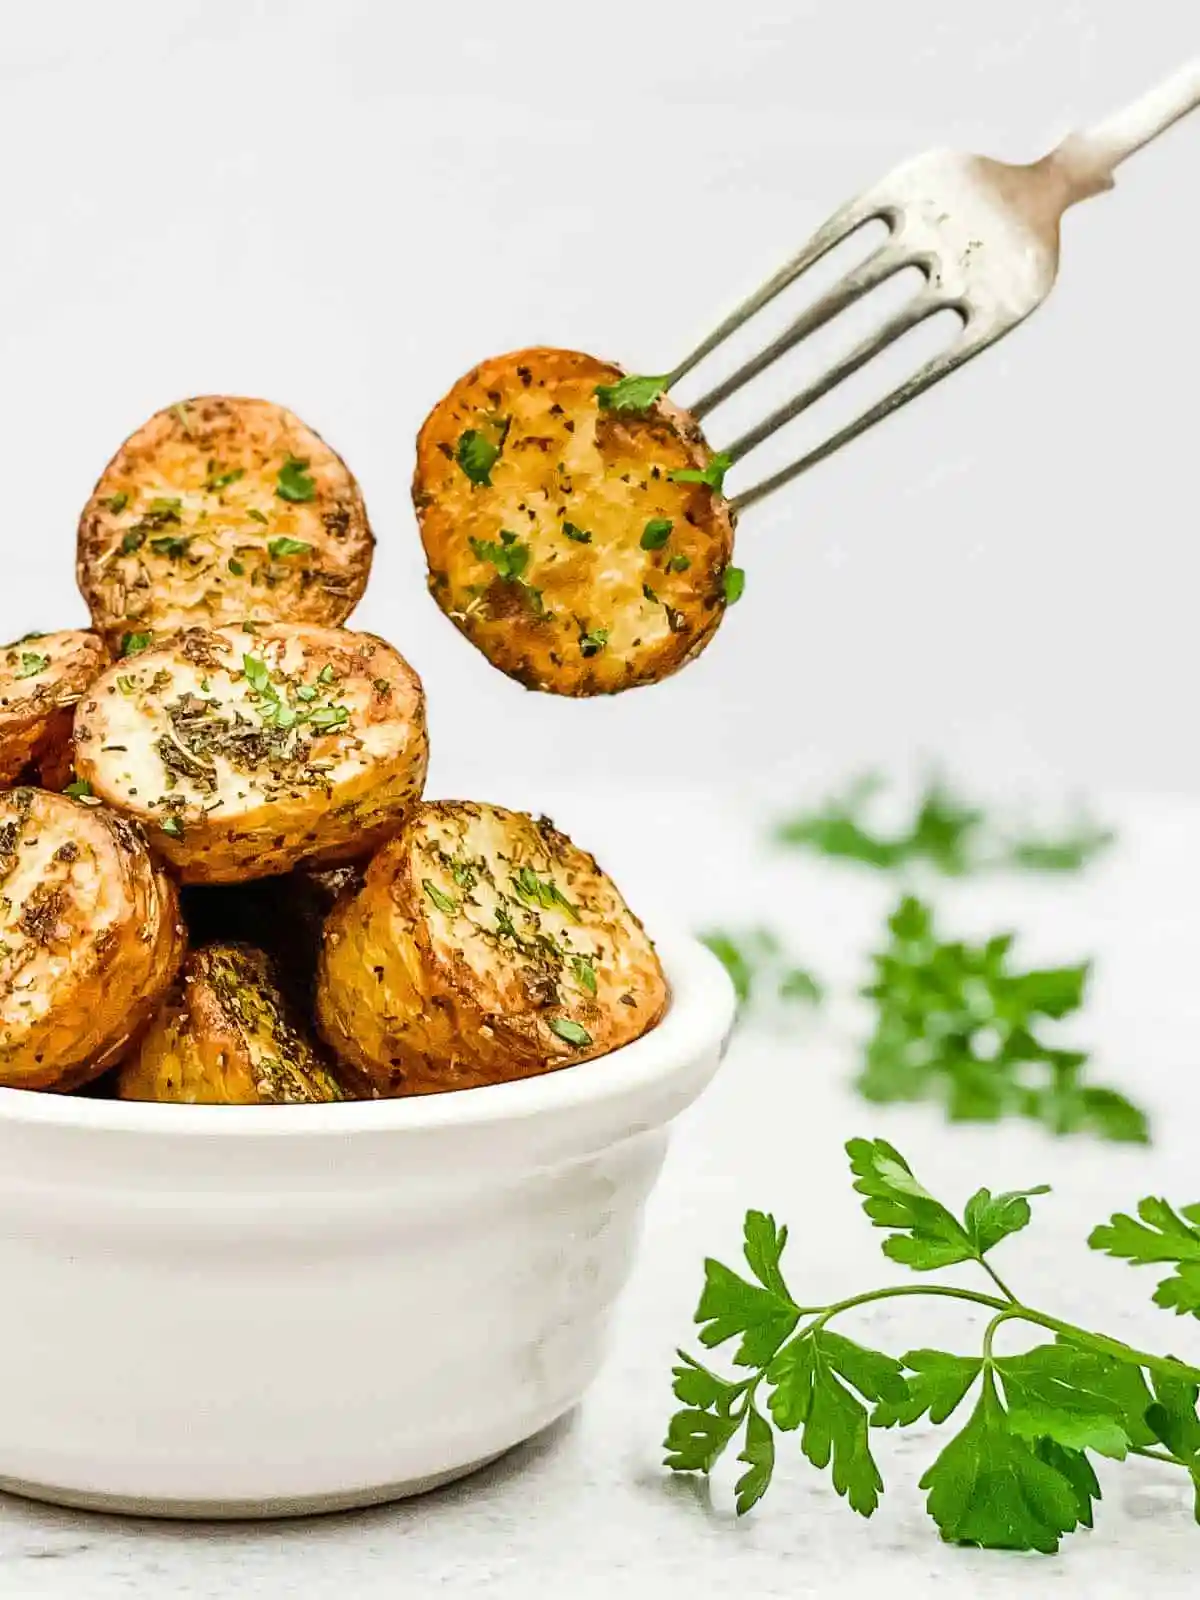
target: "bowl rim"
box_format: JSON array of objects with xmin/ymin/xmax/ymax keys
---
[{"xmin": 0, "ymin": 927, "xmax": 735, "ymax": 1138}]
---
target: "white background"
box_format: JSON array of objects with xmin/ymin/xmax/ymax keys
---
[{"xmin": 1, "ymin": 0, "xmax": 1196, "ymax": 804}]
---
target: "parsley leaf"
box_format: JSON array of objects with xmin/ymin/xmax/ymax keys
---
[
  {"xmin": 246, "ymin": 508, "xmax": 269, "ymax": 524},
  {"xmin": 722, "ymin": 565, "xmax": 745, "ymax": 604},
  {"xmin": 267, "ymin": 537, "xmax": 312, "ymax": 559},
  {"xmin": 640, "ymin": 518, "xmax": 673, "ymax": 551},
  {"xmin": 858, "ymin": 895, "xmax": 1148, "ymax": 1142},
  {"xmin": 102, "ymin": 491, "xmax": 128, "ymax": 514},
  {"xmin": 700, "ymin": 927, "xmax": 822, "ymax": 1012},
  {"xmin": 578, "ymin": 628, "xmax": 609, "ymax": 658},
  {"xmin": 593, "ymin": 372, "xmax": 669, "ymax": 414},
  {"xmin": 470, "ymin": 533, "xmax": 529, "ymax": 582},
  {"xmin": 63, "ymin": 779, "xmax": 93, "ymax": 800},
  {"xmin": 511, "ymin": 864, "xmax": 580, "ymax": 920},
  {"xmin": 160, "ymin": 816, "xmax": 184, "ymax": 839},
  {"xmin": 120, "ymin": 632, "xmax": 153, "ymax": 657},
  {"xmin": 670, "ymin": 451, "xmax": 733, "ymax": 495},
  {"xmin": 1090, "ymin": 1198, "xmax": 1200, "ymax": 1318},
  {"xmin": 562, "ymin": 521, "xmax": 592, "ymax": 544},
  {"xmin": 276, "ymin": 455, "xmax": 317, "ymax": 503},
  {"xmin": 149, "ymin": 533, "xmax": 192, "ymax": 558},
  {"xmin": 14, "ymin": 652, "xmax": 49, "ymax": 679},
  {"xmin": 455, "ymin": 417, "xmax": 509, "ymax": 486},
  {"xmin": 548, "ymin": 1017, "xmax": 592, "ymax": 1048},
  {"xmin": 422, "ymin": 879, "xmax": 458, "ymax": 916},
  {"xmin": 205, "ymin": 463, "xmax": 245, "ymax": 492},
  {"xmin": 666, "ymin": 552, "xmax": 691, "ymax": 573},
  {"xmin": 871, "ymin": 1350, "xmax": 983, "ymax": 1428},
  {"xmin": 920, "ymin": 1377, "xmax": 1084, "ymax": 1553}
]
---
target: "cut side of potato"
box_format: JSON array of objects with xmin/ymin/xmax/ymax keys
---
[
  {"xmin": 316, "ymin": 799, "xmax": 668, "ymax": 1095},
  {"xmin": 117, "ymin": 942, "xmax": 351, "ymax": 1104},
  {"xmin": 0, "ymin": 787, "xmax": 184, "ymax": 1090},
  {"xmin": 77, "ymin": 396, "xmax": 373, "ymax": 647},
  {"xmin": 0, "ymin": 629, "xmax": 108, "ymax": 788},
  {"xmin": 73, "ymin": 624, "xmax": 429, "ymax": 884},
  {"xmin": 413, "ymin": 347, "xmax": 738, "ymax": 696}
]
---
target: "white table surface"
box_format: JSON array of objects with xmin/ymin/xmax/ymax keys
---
[{"xmin": 3, "ymin": 782, "xmax": 1200, "ymax": 1597}]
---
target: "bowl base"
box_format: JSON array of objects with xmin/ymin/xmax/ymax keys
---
[{"xmin": 0, "ymin": 1448, "xmax": 512, "ymax": 1521}]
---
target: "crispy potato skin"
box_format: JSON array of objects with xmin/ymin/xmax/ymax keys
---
[
  {"xmin": 0, "ymin": 630, "xmax": 108, "ymax": 788},
  {"xmin": 117, "ymin": 942, "xmax": 350, "ymax": 1104},
  {"xmin": 413, "ymin": 348, "xmax": 737, "ymax": 695},
  {"xmin": 77, "ymin": 396, "xmax": 373, "ymax": 647},
  {"xmin": 316, "ymin": 799, "xmax": 667, "ymax": 1095},
  {"xmin": 0, "ymin": 787, "xmax": 184, "ymax": 1090},
  {"xmin": 74, "ymin": 624, "xmax": 428, "ymax": 884}
]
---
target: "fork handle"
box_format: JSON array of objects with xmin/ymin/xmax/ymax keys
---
[{"xmin": 1048, "ymin": 58, "xmax": 1200, "ymax": 204}]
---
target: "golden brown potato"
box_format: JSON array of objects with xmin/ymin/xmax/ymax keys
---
[
  {"xmin": 73, "ymin": 623, "xmax": 428, "ymax": 884},
  {"xmin": 316, "ymin": 799, "xmax": 668, "ymax": 1095},
  {"xmin": 0, "ymin": 629, "xmax": 108, "ymax": 788},
  {"xmin": 413, "ymin": 348, "xmax": 738, "ymax": 696},
  {"xmin": 0, "ymin": 787, "xmax": 184, "ymax": 1090},
  {"xmin": 117, "ymin": 942, "xmax": 350, "ymax": 1104},
  {"xmin": 77, "ymin": 396, "xmax": 374, "ymax": 648}
]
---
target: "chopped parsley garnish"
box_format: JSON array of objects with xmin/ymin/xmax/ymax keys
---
[
  {"xmin": 643, "ymin": 584, "xmax": 658, "ymax": 603},
  {"xmin": 14, "ymin": 652, "xmax": 49, "ymax": 679},
  {"xmin": 667, "ymin": 553, "xmax": 692, "ymax": 573},
  {"xmin": 723, "ymin": 566, "xmax": 745, "ymax": 604},
  {"xmin": 241, "ymin": 653, "xmax": 271, "ymax": 694},
  {"xmin": 121, "ymin": 530, "xmax": 145, "ymax": 555},
  {"xmin": 423, "ymin": 879, "xmax": 458, "ymax": 915},
  {"xmin": 578, "ymin": 628, "xmax": 609, "ymax": 658},
  {"xmin": 116, "ymin": 674, "xmax": 138, "ymax": 695},
  {"xmin": 160, "ymin": 816, "xmax": 185, "ymax": 839},
  {"xmin": 640, "ymin": 518, "xmax": 673, "ymax": 551},
  {"xmin": 246, "ymin": 508, "xmax": 269, "ymax": 524},
  {"xmin": 671, "ymin": 451, "xmax": 733, "ymax": 495},
  {"xmin": 120, "ymin": 632, "xmax": 153, "ymax": 657},
  {"xmin": 268, "ymin": 537, "xmax": 312, "ymax": 559},
  {"xmin": 295, "ymin": 684, "xmax": 318, "ymax": 702},
  {"xmin": 307, "ymin": 704, "xmax": 349, "ymax": 731},
  {"xmin": 276, "ymin": 455, "xmax": 317, "ymax": 503},
  {"xmin": 228, "ymin": 557, "xmax": 245, "ymax": 576},
  {"xmin": 548, "ymin": 1017, "xmax": 592, "ymax": 1047},
  {"xmin": 103, "ymin": 492, "xmax": 128, "ymax": 514},
  {"xmin": 317, "ymin": 664, "xmax": 337, "ymax": 685},
  {"xmin": 149, "ymin": 533, "xmax": 193, "ymax": 558},
  {"xmin": 455, "ymin": 418, "xmax": 510, "ymax": 487},
  {"xmin": 571, "ymin": 955, "xmax": 597, "ymax": 994},
  {"xmin": 63, "ymin": 780, "xmax": 93, "ymax": 799},
  {"xmin": 469, "ymin": 532, "xmax": 530, "ymax": 582},
  {"xmin": 562, "ymin": 522, "xmax": 592, "ymax": 544},
  {"xmin": 204, "ymin": 463, "xmax": 245, "ymax": 492},
  {"xmin": 594, "ymin": 373, "xmax": 669, "ymax": 415},
  {"xmin": 147, "ymin": 497, "xmax": 183, "ymax": 521},
  {"xmin": 512, "ymin": 865, "xmax": 580, "ymax": 921}
]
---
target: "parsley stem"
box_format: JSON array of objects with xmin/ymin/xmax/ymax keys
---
[
  {"xmin": 805, "ymin": 1283, "xmax": 1010, "ymax": 1326},
  {"xmin": 807, "ymin": 1287, "xmax": 1200, "ymax": 1387},
  {"xmin": 1008, "ymin": 1309, "xmax": 1200, "ymax": 1387},
  {"xmin": 1132, "ymin": 1445, "xmax": 1193, "ymax": 1470},
  {"xmin": 978, "ymin": 1260, "xmax": 1020, "ymax": 1303}
]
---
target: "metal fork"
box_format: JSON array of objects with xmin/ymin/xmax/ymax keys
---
[{"xmin": 664, "ymin": 59, "xmax": 1200, "ymax": 512}]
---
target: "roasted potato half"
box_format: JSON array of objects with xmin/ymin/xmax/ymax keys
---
[
  {"xmin": 74, "ymin": 623, "xmax": 428, "ymax": 884},
  {"xmin": 0, "ymin": 629, "xmax": 108, "ymax": 788},
  {"xmin": 77, "ymin": 396, "xmax": 373, "ymax": 647},
  {"xmin": 413, "ymin": 348, "xmax": 738, "ymax": 695},
  {"xmin": 316, "ymin": 799, "xmax": 668, "ymax": 1095},
  {"xmin": 117, "ymin": 942, "xmax": 350, "ymax": 1104},
  {"xmin": 0, "ymin": 787, "xmax": 184, "ymax": 1091}
]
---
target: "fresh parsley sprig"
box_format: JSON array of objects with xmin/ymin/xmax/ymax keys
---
[
  {"xmin": 667, "ymin": 1137, "xmax": 1200, "ymax": 1553},
  {"xmin": 773, "ymin": 773, "xmax": 1113, "ymax": 876},
  {"xmin": 859, "ymin": 895, "xmax": 1147, "ymax": 1142},
  {"xmin": 700, "ymin": 928, "xmax": 822, "ymax": 1011}
]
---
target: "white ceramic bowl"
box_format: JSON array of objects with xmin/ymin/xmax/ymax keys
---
[{"xmin": 0, "ymin": 929, "xmax": 734, "ymax": 1518}]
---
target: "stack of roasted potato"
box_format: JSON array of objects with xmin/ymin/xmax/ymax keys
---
[{"xmin": 1, "ymin": 390, "xmax": 668, "ymax": 1103}]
